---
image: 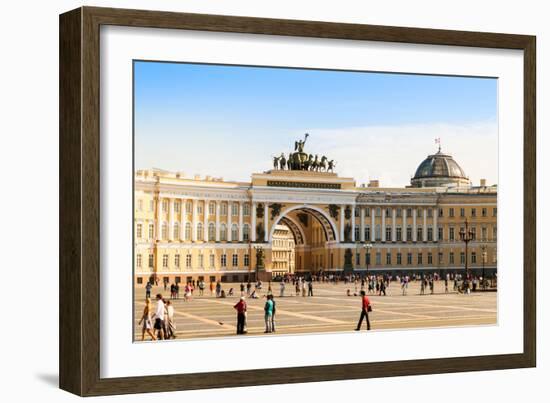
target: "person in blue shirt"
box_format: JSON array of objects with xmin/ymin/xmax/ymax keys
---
[{"xmin": 264, "ymin": 295, "xmax": 274, "ymax": 333}]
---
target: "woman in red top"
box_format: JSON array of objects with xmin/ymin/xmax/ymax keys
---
[
  {"xmin": 234, "ymin": 296, "xmax": 247, "ymax": 334},
  {"xmin": 355, "ymin": 290, "xmax": 372, "ymax": 331}
]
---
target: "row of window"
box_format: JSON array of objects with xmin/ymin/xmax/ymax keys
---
[
  {"xmin": 137, "ymin": 199, "xmax": 252, "ymax": 216},
  {"xmin": 136, "ymin": 253, "xmax": 250, "ymax": 269},
  {"xmin": 354, "ymin": 251, "xmax": 494, "ymax": 266},
  {"xmin": 354, "ymin": 207, "xmax": 497, "ymax": 218},
  {"xmin": 136, "ymin": 222, "xmax": 251, "ymax": 241},
  {"xmin": 353, "ymin": 224, "xmax": 497, "ymax": 242}
]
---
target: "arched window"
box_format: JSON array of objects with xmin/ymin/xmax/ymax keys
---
[
  {"xmin": 173, "ymin": 222, "xmax": 180, "ymax": 239},
  {"xmin": 220, "ymin": 224, "xmax": 227, "ymax": 241},
  {"xmin": 197, "ymin": 223, "xmax": 203, "ymax": 240},
  {"xmin": 185, "ymin": 201, "xmax": 192, "ymax": 214},
  {"xmin": 208, "ymin": 222, "xmax": 215, "ymax": 241},
  {"xmin": 231, "ymin": 224, "xmax": 238, "ymax": 241},
  {"xmin": 185, "ymin": 222, "xmax": 191, "ymax": 240},
  {"xmin": 354, "ymin": 225, "xmax": 360, "ymax": 240},
  {"xmin": 243, "ymin": 203, "xmax": 250, "ymax": 216},
  {"xmin": 209, "ymin": 202, "xmax": 216, "ymax": 215},
  {"xmin": 221, "ymin": 202, "xmax": 227, "ymax": 215},
  {"xmin": 243, "ymin": 224, "xmax": 250, "ymax": 241},
  {"xmin": 161, "ymin": 222, "xmax": 168, "ymax": 239}
]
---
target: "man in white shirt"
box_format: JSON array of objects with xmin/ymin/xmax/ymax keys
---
[{"xmin": 153, "ymin": 294, "xmax": 165, "ymax": 340}]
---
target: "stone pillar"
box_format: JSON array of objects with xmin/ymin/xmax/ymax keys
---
[
  {"xmin": 412, "ymin": 208, "xmax": 417, "ymax": 242},
  {"xmin": 192, "ymin": 199, "xmax": 197, "ymax": 242},
  {"xmin": 391, "ymin": 207, "xmax": 396, "ymax": 242},
  {"xmin": 251, "ymin": 202, "xmax": 257, "ymax": 242},
  {"xmin": 180, "ymin": 198, "xmax": 186, "ymax": 241},
  {"xmin": 360, "ymin": 207, "xmax": 366, "ymax": 242},
  {"xmin": 227, "ymin": 202, "xmax": 232, "ymax": 242},
  {"xmin": 156, "ymin": 196, "xmax": 162, "ymax": 241},
  {"xmin": 423, "ymin": 208, "xmax": 428, "ymax": 242},
  {"xmin": 238, "ymin": 202, "xmax": 244, "ymax": 242},
  {"xmin": 203, "ymin": 199, "xmax": 209, "ymax": 242},
  {"xmin": 351, "ymin": 205, "xmax": 356, "ymax": 242},
  {"xmin": 382, "ymin": 208, "xmax": 386, "ymax": 242},
  {"xmin": 340, "ymin": 205, "xmax": 345, "ymax": 242},
  {"xmin": 215, "ymin": 201, "xmax": 221, "ymax": 242},
  {"xmin": 168, "ymin": 198, "xmax": 174, "ymax": 241},
  {"xmin": 264, "ymin": 202, "xmax": 269, "ymax": 242},
  {"xmin": 371, "ymin": 208, "xmax": 375, "ymax": 242},
  {"xmin": 402, "ymin": 207, "xmax": 407, "ymax": 242},
  {"xmin": 433, "ymin": 210, "xmax": 438, "ymax": 242}
]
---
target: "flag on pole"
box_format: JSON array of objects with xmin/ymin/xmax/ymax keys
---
[{"xmin": 435, "ymin": 137, "xmax": 441, "ymax": 151}]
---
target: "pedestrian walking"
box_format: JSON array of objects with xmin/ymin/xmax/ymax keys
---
[
  {"xmin": 138, "ymin": 297, "xmax": 156, "ymax": 341},
  {"xmin": 355, "ymin": 291, "xmax": 372, "ymax": 331},
  {"xmin": 308, "ymin": 279, "xmax": 313, "ymax": 296},
  {"xmin": 152, "ymin": 294, "xmax": 165, "ymax": 340},
  {"xmin": 145, "ymin": 281, "xmax": 152, "ymax": 299},
  {"xmin": 271, "ymin": 295, "xmax": 276, "ymax": 332},
  {"xmin": 165, "ymin": 300, "xmax": 176, "ymax": 339},
  {"xmin": 233, "ymin": 296, "xmax": 247, "ymax": 335},
  {"xmin": 264, "ymin": 295, "xmax": 274, "ymax": 333}
]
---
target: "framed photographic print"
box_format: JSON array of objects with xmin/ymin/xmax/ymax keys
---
[{"xmin": 59, "ymin": 6, "xmax": 536, "ymax": 396}]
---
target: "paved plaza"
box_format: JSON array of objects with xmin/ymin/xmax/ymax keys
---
[{"xmin": 134, "ymin": 280, "xmax": 497, "ymax": 341}]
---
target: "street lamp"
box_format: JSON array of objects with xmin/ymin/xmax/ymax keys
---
[
  {"xmin": 459, "ymin": 219, "xmax": 475, "ymax": 284},
  {"xmin": 364, "ymin": 242, "xmax": 373, "ymax": 278},
  {"xmin": 481, "ymin": 244, "xmax": 487, "ymax": 290}
]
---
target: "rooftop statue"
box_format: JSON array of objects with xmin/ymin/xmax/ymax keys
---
[
  {"xmin": 272, "ymin": 133, "xmax": 336, "ymax": 172},
  {"xmin": 295, "ymin": 132, "xmax": 309, "ymax": 153},
  {"xmin": 273, "ymin": 133, "xmax": 336, "ymax": 172}
]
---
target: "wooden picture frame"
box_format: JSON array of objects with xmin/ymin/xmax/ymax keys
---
[{"xmin": 59, "ymin": 6, "xmax": 536, "ymax": 396}]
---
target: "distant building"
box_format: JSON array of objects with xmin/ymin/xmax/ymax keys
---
[{"xmin": 134, "ymin": 140, "xmax": 497, "ymax": 285}]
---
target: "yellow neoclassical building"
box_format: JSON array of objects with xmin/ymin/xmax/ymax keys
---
[{"xmin": 134, "ymin": 141, "xmax": 497, "ymax": 285}]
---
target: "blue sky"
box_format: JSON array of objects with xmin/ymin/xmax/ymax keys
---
[{"xmin": 134, "ymin": 61, "xmax": 498, "ymax": 187}]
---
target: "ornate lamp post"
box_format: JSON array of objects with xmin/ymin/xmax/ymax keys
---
[
  {"xmin": 459, "ymin": 219, "xmax": 475, "ymax": 282},
  {"xmin": 481, "ymin": 244, "xmax": 487, "ymax": 290},
  {"xmin": 364, "ymin": 242, "xmax": 373, "ymax": 278}
]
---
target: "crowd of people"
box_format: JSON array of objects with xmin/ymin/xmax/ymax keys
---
[{"xmin": 139, "ymin": 271, "xmax": 495, "ymax": 340}]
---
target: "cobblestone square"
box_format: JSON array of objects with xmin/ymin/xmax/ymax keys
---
[{"xmin": 134, "ymin": 280, "xmax": 497, "ymax": 341}]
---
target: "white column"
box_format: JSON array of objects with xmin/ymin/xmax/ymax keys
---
[
  {"xmin": 351, "ymin": 206, "xmax": 356, "ymax": 242},
  {"xmin": 391, "ymin": 207, "xmax": 396, "ymax": 242},
  {"xmin": 412, "ymin": 208, "xmax": 417, "ymax": 242},
  {"xmin": 433, "ymin": 210, "xmax": 438, "ymax": 242},
  {"xmin": 371, "ymin": 208, "xmax": 375, "ymax": 242},
  {"xmin": 251, "ymin": 202, "xmax": 257, "ymax": 242},
  {"xmin": 227, "ymin": 202, "xmax": 232, "ymax": 242},
  {"xmin": 382, "ymin": 208, "xmax": 386, "ymax": 242},
  {"xmin": 238, "ymin": 202, "xmax": 244, "ymax": 242},
  {"xmin": 180, "ymin": 198, "xmax": 186, "ymax": 241},
  {"xmin": 360, "ymin": 207, "xmax": 366, "ymax": 242},
  {"xmin": 215, "ymin": 201, "xmax": 221, "ymax": 242},
  {"xmin": 168, "ymin": 198, "xmax": 174, "ymax": 241},
  {"xmin": 156, "ymin": 196, "xmax": 162, "ymax": 241},
  {"xmin": 264, "ymin": 203, "xmax": 269, "ymax": 242},
  {"xmin": 203, "ymin": 199, "xmax": 209, "ymax": 242},
  {"xmin": 423, "ymin": 208, "xmax": 428, "ymax": 242},
  {"xmin": 402, "ymin": 207, "xmax": 407, "ymax": 242},
  {"xmin": 340, "ymin": 205, "xmax": 345, "ymax": 242},
  {"xmin": 192, "ymin": 199, "xmax": 197, "ymax": 242}
]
